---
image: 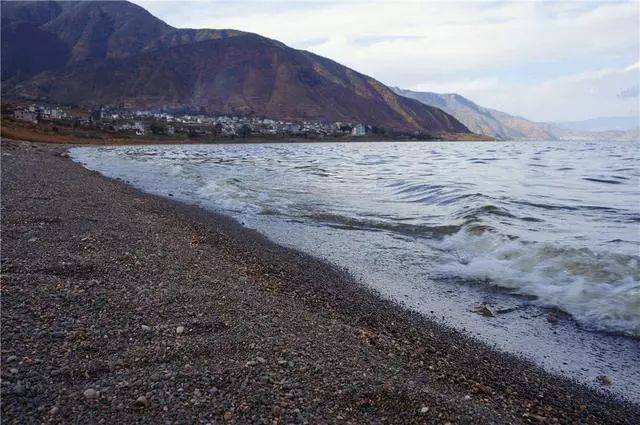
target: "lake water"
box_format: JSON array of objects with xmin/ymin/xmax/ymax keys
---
[{"xmin": 71, "ymin": 140, "xmax": 640, "ymax": 402}]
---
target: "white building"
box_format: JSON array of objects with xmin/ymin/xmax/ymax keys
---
[
  {"xmin": 351, "ymin": 123, "xmax": 366, "ymax": 136},
  {"xmin": 14, "ymin": 110, "xmax": 38, "ymax": 123}
]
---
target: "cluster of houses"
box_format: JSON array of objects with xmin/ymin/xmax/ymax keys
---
[
  {"xmin": 12, "ymin": 104, "xmax": 67, "ymax": 123},
  {"xmin": 10, "ymin": 103, "xmax": 377, "ymax": 138}
]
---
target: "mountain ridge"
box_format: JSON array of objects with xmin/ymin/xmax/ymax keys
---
[
  {"xmin": 392, "ymin": 87, "xmax": 639, "ymax": 141},
  {"xmin": 392, "ymin": 87, "xmax": 556, "ymax": 140},
  {"xmin": 1, "ymin": 0, "xmax": 470, "ymax": 136},
  {"xmin": 553, "ymin": 116, "xmax": 639, "ymax": 133}
]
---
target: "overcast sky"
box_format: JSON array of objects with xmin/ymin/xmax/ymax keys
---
[{"xmin": 134, "ymin": 0, "xmax": 639, "ymax": 122}]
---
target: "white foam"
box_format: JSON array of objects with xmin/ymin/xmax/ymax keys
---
[{"xmin": 433, "ymin": 230, "xmax": 640, "ymax": 336}]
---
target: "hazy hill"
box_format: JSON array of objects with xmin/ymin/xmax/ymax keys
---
[
  {"xmin": 392, "ymin": 87, "xmax": 555, "ymax": 140},
  {"xmin": 393, "ymin": 87, "xmax": 639, "ymax": 141},
  {"xmin": 549, "ymin": 126, "xmax": 640, "ymax": 142},
  {"xmin": 1, "ymin": 1, "xmax": 469, "ymax": 136},
  {"xmin": 554, "ymin": 116, "xmax": 639, "ymax": 133}
]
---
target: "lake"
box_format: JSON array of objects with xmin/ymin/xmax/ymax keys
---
[{"xmin": 71, "ymin": 140, "xmax": 640, "ymax": 401}]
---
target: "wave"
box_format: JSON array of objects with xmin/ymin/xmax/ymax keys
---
[
  {"xmin": 69, "ymin": 141, "xmax": 640, "ymax": 340},
  {"xmin": 303, "ymin": 212, "xmax": 463, "ymax": 237},
  {"xmin": 304, "ymin": 207, "xmax": 640, "ymax": 336},
  {"xmin": 433, "ymin": 231, "xmax": 640, "ymax": 337},
  {"xmin": 583, "ymin": 177, "xmax": 623, "ymax": 185}
]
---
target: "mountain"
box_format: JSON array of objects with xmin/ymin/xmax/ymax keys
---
[
  {"xmin": 554, "ymin": 116, "xmax": 639, "ymax": 133},
  {"xmin": 548, "ymin": 126, "xmax": 640, "ymax": 142},
  {"xmin": 392, "ymin": 87, "xmax": 555, "ymax": 140},
  {"xmin": 1, "ymin": 1, "xmax": 244, "ymax": 81},
  {"xmin": 392, "ymin": 87, "xmax": 639, "ymax": 141},
  {"xmin": 1, "ymin": 1, "xmax": 469, "ymax": 136}
]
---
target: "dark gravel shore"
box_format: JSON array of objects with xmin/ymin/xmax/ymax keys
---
[{"xmin": 1, "ymin": 139, "xmax": 638, "ymax": 424}]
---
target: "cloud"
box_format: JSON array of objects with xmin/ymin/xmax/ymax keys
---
[
  {"xmin": 421, "ymin": 62, "xmax": 640, "ymax": 121},
  {"xmin": 618, "ymin": 85, "xmax": 639, "ymax": 99},
  {"xmin": 134, "ymin": 0, "xmax": 639, "ymax": 121}
]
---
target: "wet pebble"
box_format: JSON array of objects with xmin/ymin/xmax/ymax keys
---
[
  {"xmin": 597, "ymin": 375, "xmax": 612, "ymax": 386},
  {"xmin": 474, "ymin": 305, "xmax": 495, "ymax": 317}
]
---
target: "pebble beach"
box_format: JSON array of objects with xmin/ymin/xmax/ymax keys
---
[{"xmin": 1, "ymin": 139, "xmax": 638, "ymax": 424}]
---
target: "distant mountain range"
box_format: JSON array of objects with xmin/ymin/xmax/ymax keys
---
[
  {"xmin": 1, "ymin": 1, "xmax": 469, "ymax": 136},
  {"xmin": 392, "ymin": 88, "xmax": 639, "ymax": 141},
  {"xmin": 553, "ymin": 116, "xmax": 639, "ymax": 133}
]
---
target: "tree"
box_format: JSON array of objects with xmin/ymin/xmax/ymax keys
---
[
  {"xmin": 149, "ymin": 121, "xmax": 167, "ymax": 135},
  {"xmin": 238, "ymin": 124, "xmax": 252, "ymax": 138}
]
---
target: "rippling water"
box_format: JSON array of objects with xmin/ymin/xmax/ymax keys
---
[{"xmin": 71, "ymin": 140, "xmax": 640, "ymax": 399}]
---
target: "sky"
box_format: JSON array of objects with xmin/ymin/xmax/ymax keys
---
[{"xmin": 133, "ymin": 0, "xmax": 640, "ymax": 122}]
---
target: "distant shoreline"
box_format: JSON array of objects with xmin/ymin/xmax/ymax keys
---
[
  {"xmin": 0, "ymin": 118, "xmax": 493, "ymax": 146},
  {"xmin": 2, "ymin": 137, "xmax": 638, "ymax": 422}
]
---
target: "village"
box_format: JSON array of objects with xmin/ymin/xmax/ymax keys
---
[{"xmin": 6, "ymin": 103, "xmax": 383, "ymax": 139}]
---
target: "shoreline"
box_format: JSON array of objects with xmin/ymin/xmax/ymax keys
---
[
  {"xmin": 69, "ymin": 141, "xmax": 640, "ymax": 403},
  {"xmin": 2, "ymin": 138, "xmax": 638, "ymax": 423},
  {"xmin": 0, "ymin": 118, "xmax": 492, "ymax": 145}
]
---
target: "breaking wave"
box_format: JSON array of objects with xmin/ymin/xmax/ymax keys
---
[{"xmin": 70, "ymin": 140, "xmax": 640, "ymax": 337}]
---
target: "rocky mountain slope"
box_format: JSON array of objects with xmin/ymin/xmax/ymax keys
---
[
  {"xmin": 1, "ymin": 1, "xmax": 244, "ymax": 80},
  {"xmin": 1, "ymin": 1, "xmax": 469, "ymax": 136}
]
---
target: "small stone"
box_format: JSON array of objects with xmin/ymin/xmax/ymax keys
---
[
  {"xmin": 223, "ymin": 411, "xmax": 234, "ymax": 421},
  {"xmin": 83, "ymin": 388, "xmax": 98, "ymax": 399},
  {"xmin": 176, "ymin": 326, "xmax": 185, "ymax": 335},
  {"xmin": 464, "ymin": 395, "xmax": 471, "ymax": 400},
  {"xmin": 6, "ymin": 355, "xmax": 17, "ymax": 362},
  {"xmin": 547, "ymin": 311, "xmax": 559, "ymax": 324},
  {"xmin": 49, "ymin": 406, "xmax": 59, "ymax": 415},
  {"xmin": 420, "ymin": 406, "xmax": 429, "ymax": 414},
  {"xmin": 134, "ymin": 395, "xmax": 149, "ymax": 407},
  {"xmin": 597, "ymin": 375, "xmax": 612, "ymax": 386},
  {"xmin": 474, "ymin": 305, "xmax": 495, "ymax": 317},
  {"xmin": 209, "ymin": 387, "xmax": 219, "ymax": 395},
  {"xmin": 9, "ymin": 368, "xmax": 18, "ymax": 374},
  {"xmin": 14, "ymin": 383, "xmax": 25, "ymax": 395},
  {"xmin": 141, "ymin": 325, "xmax": 151, "ymax": 331},
  {"xmin": 256, "ymin": 357, "xmax": 266, "ymax": 363}
]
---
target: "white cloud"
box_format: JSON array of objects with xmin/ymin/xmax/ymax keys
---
[
  {"xmin": 135, "ymin": 0, "xmax": 640, "ymax": 121},
  {"xmin": 428, "ymin": 62, "xmax": 640, "ymax": 121}
]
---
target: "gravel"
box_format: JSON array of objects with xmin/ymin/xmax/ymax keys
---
[{"xmin": 2, "ymin": 139, "xmax": 638, "ymax": 423}]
